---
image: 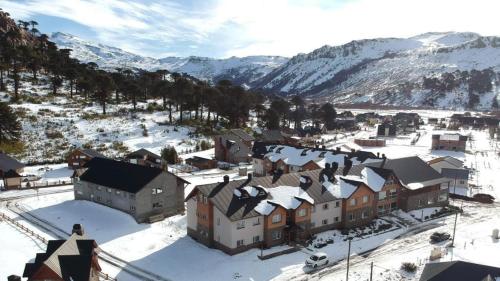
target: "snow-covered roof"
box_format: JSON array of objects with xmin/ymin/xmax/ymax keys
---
[
  {"xmin": 360, "ymin": 167, "xmax": 386, "ymax": 192},
  {"xmin": 254, "ymin": 186, "xmax": 314, "ymax": 215},
  {"xmin": 322, "ymin": 176, "xmax": 360, "ymax": 199},
  {"xmin": 264, "ymin": 145, "xmax": 351, "ymax": 168}
]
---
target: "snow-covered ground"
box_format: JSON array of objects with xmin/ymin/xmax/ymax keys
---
[{"xmin": 1, "ymin": 108, "xmax": 500, "ymax": 281}]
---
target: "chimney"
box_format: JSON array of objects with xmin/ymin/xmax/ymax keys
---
[
  {"xmin": 351, "ymin": 149, "xmax": 355, "ymax": 153},
  {"xmin": 336, "ymin": 147, "xmax": 341, "ymax": 152},
  {"xmin": 377, "ymin": 152, "xmax": 380, "ymax": 158},
  {"xmin": 321, "ymin": 145, "xmax": 326, "ymax": 150},
  {"xmin": 342, "ymin": 159, "xmax": 353, "ymax": 176},
  {"xmin": 315, "ymin": 144, "xmax": 319, "ymax": 149},
  {"xmin": 331, "ymin": 162, "xmax": 339, "ymax": 173},
  {"xmin": 72, "ymin": 224, "xmax": 84, "ymax": 236},
  {"xmin": 223, "ymin": 175, "xmax": 230, "ymax": 183},
  {"xmin": 7, "ymin": 276, "xmax": 21, "ymax": 281},
  {"xmin": 247, "ymin": 173, "xmax": 253, "ymax": 181}
]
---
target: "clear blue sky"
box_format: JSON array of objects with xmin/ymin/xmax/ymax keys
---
[{"xmin": 1, "ymin": 0, "xmax": 499, "ymax": 58}]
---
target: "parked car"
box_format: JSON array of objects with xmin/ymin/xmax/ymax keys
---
[
  {"xmin": 473, "ymin": 193, "xmax": 495, "ymax": 204},
  {"xmin": 313, "ymin": 241, "xmax": 327, "ymax": 248},
  {"xmin": 430, "ymin": 232, "xmax": 451, "ymax": 243},
  {"xmin": 305, "ymin": 252, "xmax": 329, "ymax": 268}
]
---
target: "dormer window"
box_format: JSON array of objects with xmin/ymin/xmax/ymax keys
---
[{"xmin": 319, "ymin": 152, "xmax": 326, "ymax": 158}]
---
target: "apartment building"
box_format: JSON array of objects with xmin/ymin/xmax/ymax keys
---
[
  {"xmin": 186, "ymin": 168, "xmax": 343, "ymax": 255},
  {"xmin": 251, "ymin": 142, "xmax": 381, "ymax": 177},
  {"xmin": 74, "ymin": 158, "xmax": 188, "ymax": 223}
]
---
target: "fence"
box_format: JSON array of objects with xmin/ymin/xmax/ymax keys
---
[{"xmin": 0, "ymin": 212, "xmax": 117, "ymax": 281}]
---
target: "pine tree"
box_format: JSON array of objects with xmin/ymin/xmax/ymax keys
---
[{"xmin": 0, "ymin": 102, "xmax": 21, "ymax": 143}]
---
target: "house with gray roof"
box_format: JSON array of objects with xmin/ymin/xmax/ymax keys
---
[
  {"xmin": 74, "ymin": 158, "xmax": 188, "ymax": 223},
  {"xmin": 367, "ymin": 156, "xmax": 450, "ymax": 211},
  {"xmin": 67, "ymin": 148, "xmax": 107, "ymax": 169},
  {"xmin": 429, "ymin": 156, "xmax": 469, "ymax": 192},
  {"xmin": 214, "ymin": 129, "xmax": 255, "ymax": 164},
  {"xmin": 0, "ymin": 152, "xmax": 25, "ymax": 189}
]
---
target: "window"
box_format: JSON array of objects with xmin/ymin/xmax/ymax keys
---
[
  {"xmin": 116, "ymin": 190, "xmax": 121, "ymax": 195},
  {"xmin": 418, "ymin": 199, "xmax": 423, "ymax": 207},
  {"xmin": 348, "ymin": 213, "xmax": 355, "ymax": 221},
  {"xmin": 362, "ymin": 211, "xmax": 369, "ymax": 219},
  {"xmin": 459, "ymin": 180, "xmax": 465, "ymax": 184},
  {"xmin": 311, "ymin": 222, "xmax": 316, "ymax": 228},
  {"xmin": 323, "ymin": 203, "xmax": 329, "ymax": 210},
  {"xmin": 362, "ymin": 195, "xmax": 369, "ymax": 204},
  {"xmin": 390, "ymin": 189, "xmax": 397, "ymax": 198},
  {"xmin": 253, "ymin": 236, "xmax": 260, "ymax": 243},
  {"xmin": 237, "ymin": 240, "xmax": 245, "ymax": 247},
  {"xmin": 217, "ymin": 217, "xmax": 220, "ymax": 225},
  {"xmin": 96, "ymin": 196, "xmax": 101, "ymax": 202},
  {"xmin": 272, "ymin": 230, "xmax": 281, "ymax": 240},
  {"xmin": 350, "ymin": 198, "xmax": 357, "ymax": 206},
  {"xmin": 203, "ymin": 196, "xmax": 208, "ymax": 204},
  {"xmin": 236, "ymin": 221, "xmax": 245, "ymax": 229},
  {"xmin": 152, "ymin": 188, "xmax": 163, "ymax": 195},
  {"xmin": 322, "ymin": 219, "xmax": 328, "ymax": 225},
  {"xmin": 253, "ymin": 218, "xmax": 260, "ymax": 225},
  {"xmin": 334, "ymin": 217, "xmax": 339, "ymax": 222},
  {"xmin": 379, "ymin": 191, "xmax": 386, "ymax": 200},
  {"xmin": 428, "ymin": 197, "xmax": 435, "ymax": 204},
  {"xmin": 107, "ymin": 188, "xmax": 112, "ymax": 193},
  {"xmin": 335, "ymin": 201, "xmax": 340, "ymax": 208},
  {"xmin": 390, "ymin": 202, "xmax": 397, "ymax": 210},
  {"xmin": 438, "ymin": 193, "xmax": 448, "ymax": 202},
  {"xmin": 153, "ymin": 202, "xmax": 163, "ymax": 208},
  {"xmin": 130, "ymin": 206, "xmax": 136, "ymax": 212},
  {"xmin": 298, "ymin": 208, "xmax": 307, "ymax": 217},
  {"xmin": 311, "ymin": 206, "xmax": 316, "ymax": 213},
  {"xmin": 378, "ymin": 205, "xmax": 385, "ymax": 214},
  {"xmin": 272, "ymin": 214, "xmax": 282, "ymax": 224}
]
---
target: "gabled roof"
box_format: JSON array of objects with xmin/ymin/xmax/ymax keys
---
[
  {"xmin": 420, "ymin": 261, "xmax": 500, "ymax": 281},
  {"xmin": 188, "ymin": 169, "xmax": 340, "ymax": 221},
  {"xmin": 80, "ymin": 158, "xmax": 186, "ymax": 193},
  {"xmin": 0, "ymin": 153, "xmax": 24, "ymax": 172},
  {"xmin": 428, "ymin": 156, "xmax": 464, "ymax": 168},
  {"xmin": 220, "ymin": 129, "xmax": 255, "ymax": 142},
  {"xmin": 185, "ymin": 156, "xmax": 215, "ymax": 163},
  {"xmin": 367, "ymin": 156, "xmax": 448, "ymax": 190},
  {"xmin": 23, "ymin": 233, "xmax": 99, "ymax": 281},
  {"xmin": 441, "ymin": 168, "xmax": 469, "ymax": 180},
  {"xmin": 432, "ymin": 134, "xmax": 468, "ymax": 141},
  {"xmin": 77, "ymin": 148, "xmax": 106, "ymax": 158},
  {"xmin": 126, "ymin": 148, "xmax": 161, "ymax": 161}
]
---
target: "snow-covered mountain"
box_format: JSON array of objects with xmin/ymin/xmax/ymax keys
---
[
  {"xmin": 252, "ymin": 32, "xmax": 500, "ymax": 109},
  {"xmin": 50, "ymin": 32, "xmax": 288, "ymax": 85}
]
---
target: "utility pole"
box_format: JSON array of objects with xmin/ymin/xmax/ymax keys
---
[
  {"xmin": 369, "ymin": 261, "xmax": 373, "ymax": 281},
  {"xmin": 346, "ymin": 237, "xmax": 352, "ymax": 281},
  {"xmin": 451, "ymin": 201, "xmax": 462, "ymax": 247}
]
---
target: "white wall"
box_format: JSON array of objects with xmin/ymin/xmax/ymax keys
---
[
  {"xmin": 214, "ymin": 207, "xmax": 264, "ymax": 249},
  {"xmin": 311, "ymin": 200, "xmax": 342, "ymax": 227}
]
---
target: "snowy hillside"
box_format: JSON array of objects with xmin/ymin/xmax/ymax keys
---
[
  {"xmin": 50, "ymin": 32, "xmax": 287, "ymax": 85},
  {"xmin": 252, "ymin": 32, "xmax": 500, "ymax": 109}
]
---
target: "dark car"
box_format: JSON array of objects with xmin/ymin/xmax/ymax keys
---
[
  {"xmin": 314, "ymin": 241, "xmax": 327, "ymax": 248},
  {"xmin": 430, "ymin": 232, "xmax": 451, "ymax": 243},
  {"xmin": 473, "ymin": 193, "xmax": 495, "ymax": 204}
]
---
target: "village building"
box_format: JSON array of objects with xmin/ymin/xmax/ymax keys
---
[
  {"xmin": 185, "ymin": 169, "xmax": 344, "ymax": 255},
  {"xmin": 428, "ymin": 156, "xmax": 469, "ymax": 193},
  {"xmin": 251, "ymin": 142, "xmax": 380, "ymax": 177},
  {"xmin": 214, "ymin": 129, "xmax": 255, "ymax": 164},
  {"xmin": 22, "ymin": 229, "xmax": 101, "ymax": 281},
  {"xmin": 185, "ymin": 156, "xmax": 442, "ymax": 254},
  {"xmin": 259, "ymin": 129, "xmax": 301, "ymax": 146},
  {"xmin": 185, "ymin": 156, "xmax": 218, "ymax": 170},
  {"xmin": 125, "ymin": 148, "xmax": 165, "ymax": 169},
  {"xmin": 0, "ymin": 152, "xmax": 25, "ymax": 189},
  {"xmin": 74, "ymin": 157, "xmax": 188, "ymax": 223},
  {"xmin": 367, "ymin": 156, "xmax": 450, "ymax": 211},
  {"xmin": 431, "ymin": 134, "xmax": 468, "ymax": 152},
  {"xmin": 354, "ymin": 138, "xmax": 386, "ymax": 147},
  {"xmin": 376, "ymin": 123, "xmax": 397, "ymax": 137},
  {"xmin": 67, "ymin": 148, "xmax": 106, "ymax": 169}
]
